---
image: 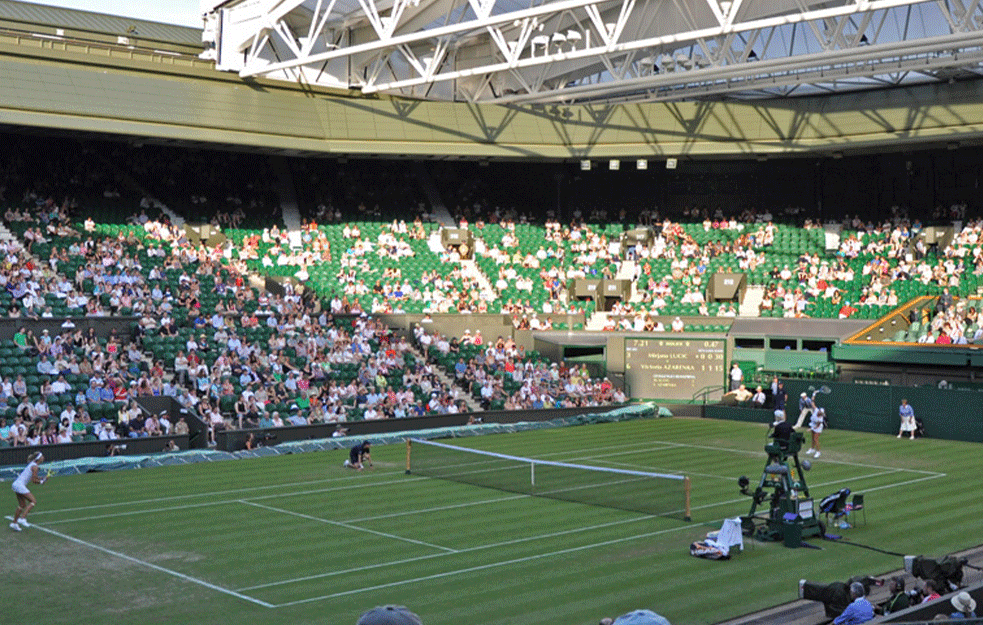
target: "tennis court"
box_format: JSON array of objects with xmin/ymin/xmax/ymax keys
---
[{"xmin": 3, "ymin": 417, "xmax": 975, "ymax": 625}]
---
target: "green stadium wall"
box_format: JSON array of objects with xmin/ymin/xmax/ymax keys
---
[{"xmin": 706, "ymin": 380, "xmax": 983, "ymax": 443}]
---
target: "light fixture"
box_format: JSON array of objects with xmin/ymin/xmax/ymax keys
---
[
  {"xmin": 609, "ymin": 159, "xmax": 620, "ymax": 171},
  {"xmin": 636, "ymin": 159, "xmax": 648, "ymax": 170},
  {"xmin": 580, "ymin": 160, "xmax": 591, "ymax": 171},
  {"xmin": 666, "ymin": 158, "xmax": 678, "ymax": 169}
]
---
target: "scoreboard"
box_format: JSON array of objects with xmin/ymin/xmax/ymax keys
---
[{"xmin": 624, "ymin": 338, "xmax": 726, "ymax": 400}]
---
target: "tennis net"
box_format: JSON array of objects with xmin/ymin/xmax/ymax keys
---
[{"xmin": 406, "ymin": 438, "xmax": 691, "ymax": 520}]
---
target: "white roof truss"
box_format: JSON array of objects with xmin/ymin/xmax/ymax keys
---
[{"xmin": 202, "ymin": 0, "xmax": 983, "ymax": 103}]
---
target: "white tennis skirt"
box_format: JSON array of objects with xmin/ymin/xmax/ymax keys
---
[{"xmin": 11, "ymin": 482, "xmax": 30, "ymax": 495}]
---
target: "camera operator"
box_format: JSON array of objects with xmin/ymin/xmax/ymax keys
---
[{"xmin": 878, "ymin": 577, "xmax": 910, "ymax": 615}]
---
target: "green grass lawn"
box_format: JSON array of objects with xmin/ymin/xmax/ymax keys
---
[{"xmin": 1, "ymin": 416, "xmax": 976, "ymax": 625}]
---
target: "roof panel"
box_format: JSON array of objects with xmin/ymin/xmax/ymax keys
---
[{"xmin": 0, "ymin": 0, "xmax": 202, "ymax": 45}]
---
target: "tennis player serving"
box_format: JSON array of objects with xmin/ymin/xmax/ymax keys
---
[{"xmin": 10, "ymin": 451, "xmax": 46, "ymax": 531}]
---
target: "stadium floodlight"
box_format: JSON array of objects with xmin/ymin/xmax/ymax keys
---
[
  {"xmin": 609, "ymin": 159, "xmax": 620, "ymax": 170},
  {"xmin": 637, "ymin": 159, "xmax": 647, "ymax": 170},
  {"xmin": 666, "ymin": 158, "xmax": 678, "ymax": 169},
  {"xmin": 406, "ymin": 438, "xmax": 691, "ymax": 520},
  {"xmin": 580, "ymin": 159, "xmax": 591, "ymax": 171}
]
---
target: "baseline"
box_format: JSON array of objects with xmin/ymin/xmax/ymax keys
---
[{"xmin": 21, "ymin": 519, "xmax": 274, "ymax": 608}]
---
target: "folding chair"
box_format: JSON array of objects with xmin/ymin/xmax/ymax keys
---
[{"xmin": 850, "ymin": 493, "xmax": 866, "ymax": 526}]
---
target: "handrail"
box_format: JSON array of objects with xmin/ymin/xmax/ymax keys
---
[{"xmin": 691, "ymin": 384, "xmax": 727, "ymax": 406}]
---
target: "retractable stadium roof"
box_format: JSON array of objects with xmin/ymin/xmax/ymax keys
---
[{"xmin": 201, "ymin": 0, "xmax": 983, "ymax": 104}]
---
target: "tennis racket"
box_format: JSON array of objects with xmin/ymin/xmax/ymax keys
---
[
  {"xmin": 810, "ymin": 385, "xmax": 832, "ymax": 397},
  {"xmin": 40, "ymin": 469, "xmax": 54, "ymax": 484}
]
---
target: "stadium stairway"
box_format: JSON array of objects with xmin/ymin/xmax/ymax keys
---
[
  {"xmin": 120, "ymin": 175, "xmax": 184, "ymax": 226},
  {"xmin": 740, "ymin": 286, "xmax": 765, "ymax": 317},
  {"xmin": 823, "ymin": 222, "xmax": 842, "ymax": 252},
  {"xmin": 461, "ymin": 259, "xmax": 498, "ymax": 302},
  {"xmin": 270, "ymin": 156, "xmax": 303, "ymax": 246},
  {"xmin": 405, "ymin": 342, "xmax": 482, "ymax": 412},
  {"xmin": 0, "ymin": 222, "xmax": 16, "ymax": 243},
  {"xmin": 412, "ymin": 162, "xmax": 455, "ymax": 227},
  {"xmin": 617, "ymin": 260, "xmax": 643, "ymax": 302},
  {"xmin": 586, "ymin": 311, "xmax": 610, "ymax": 331}
]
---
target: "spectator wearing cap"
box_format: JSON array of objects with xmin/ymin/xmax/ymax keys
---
[
  {"xmin": 286, "ymin": 405, "xmax": 306, "ymax": 426},
  {"xmin": 356, "ymin": 605, "xmax": 422, "ymax": 625},
  {"xmin": 795, "ymin": 391, "xmax": 815, "ymax": 428}
]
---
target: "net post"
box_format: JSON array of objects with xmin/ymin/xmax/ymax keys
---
[
  {"xmin": 683, "ymin": 476, "xmax": 692, "ymax": 522},
  {"xmin": 405, "ymin": 439, "xmax": 412, "ymax": 474}
]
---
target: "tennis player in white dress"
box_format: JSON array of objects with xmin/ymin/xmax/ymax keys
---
[{"xmin": 10, "ymin": 451, "xmax": 45, "ymax": 531}]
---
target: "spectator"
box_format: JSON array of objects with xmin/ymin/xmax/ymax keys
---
[
  {"xmin": 751, "ymin": 386, "xmax": 766, "ymax": 409},
  {"xmin": 356, "ymin": 605, "xmax": 422, "ymax": 625},
  {"xmin": 833, "ymin": 582, "xmax": 874, "ymax": 625},
  {"xmin": 879, "ymin": 577, "xmax": 910, "ymax": 615},
  {"xmin": 729, "ymin": 362, "xmax": 743, "ymax": 391},
  {"xmin": 949, "ymin": 591, "xmax": 977, "ymax": 618},
  {"xmin": 611, "ymin": 609, "xmax": 672, "ymax": 625},
  {"xmin": 921, "ymin": 580, "xmax": 942, "ymax": 604}
]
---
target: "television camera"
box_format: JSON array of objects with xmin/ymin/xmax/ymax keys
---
[{"xmin": 905, "ymin": 554, "xmax": 970, "ymax": 594}]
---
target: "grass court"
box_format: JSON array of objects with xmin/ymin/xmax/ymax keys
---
[{"xmin": 1, "ymin": 416, "xmax": 975, "ymax": 625}]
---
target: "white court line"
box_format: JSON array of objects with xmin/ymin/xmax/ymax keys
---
[
  {"xmin": 18, "ymin": 519, "xmax": 273, "ymax": 608},
  {"xmin": 238, "ymin": 511, "xmax": 653, "ymax": 591},
  {"xmin": 537, "ymin": 438, "xmax": 946, "ymax": 479},
  {"xmin": 598, "ymin": 460, "xmax": 904, "ymax": 484},
  {"xmin": 651, "ymin": 440, "xmax": 946, "ymax": 476},
  {"xmin": 239, "ymin": 500, "xmax": 458, "ymax": 553},
  {"xmin": 346, "ymin": 493, "xmax": 528, "ymax": 523},
  {"xmin": 836, "ymin": 472, "xmax": 947, "ymax": 494},
  {"xmin": 274, "ymin": 521, "xmax": 698, "ymax": 607},
  {"xmin": 32, "ymin": 437, "xmax": 950, "ymax": 607},
  {"xmin": 250, "ymin": 471, "xmax": 951, "ymax": 600},
  {"xmin": 244, "ymin": 469, "xmax": 945, "ymax": 593},
  {"xmin": 33, "ymin": 435, "xmax": 940, "ymax": 523},
  {"xmin": 42, "ymin": 476, "xmax": 426, "ymax": 526},
  {"xmin": 30, "ymin": 473, "xmax": 390, "ymax": 517}
]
